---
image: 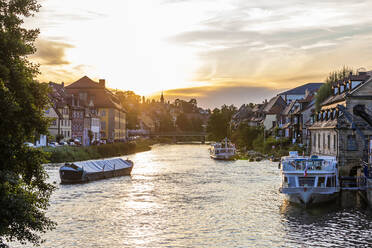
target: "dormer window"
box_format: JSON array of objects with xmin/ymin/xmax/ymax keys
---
[
  {"xmin": 322, "ymin": 111, "xmax": 326, "ymax": 120},
  {"xmin": 318, "ymin": 113, "xmax": 321, "ymax": 121},
  {"xmin": 327, "ymin": 111, "xmax": 331, "ymax": 120},
  {"xmin": 333, "ymin": 87, "xmax": 338, "ymax": 95},
  {"xmin": 340, "ymin": 84, "xmax": 345, "ymax": 93}
]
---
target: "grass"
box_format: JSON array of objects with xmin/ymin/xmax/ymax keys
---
[{"xmin": 43, "ymin": 139, "xmax": 155, "ymax": 163}]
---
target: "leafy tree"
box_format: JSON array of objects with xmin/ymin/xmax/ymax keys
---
[
  {"xmin": 176, "ymin": 113, "xmax": 191, "ymax": 131},
  {"xmin": 55, "ymin": 133, "xmax": 64, "ymax": 143},
  {"xmin": 207, "ymin": 105, "xmax": 237, "ymax": 140},
  {"xmin": 158, "ymin": 113, "xmax": 175, "ymax": 132},
  {"xmin": 116, "ymin": 90, "xmax": 141, "ymax": 129},
  {"xmin": 190, "ymin": 117, "xmax": 203, "ymax": 132},
  {"xmin": 315, "ymin": 66, "xmax": 354, "ymax": 111},
  {"xmin": 88, "ymin": 130, "xmax": 94, "ymax": 145},
  {"xmin": 231, "ymin": 124, "xmax": 263, "ymax": 150},
  {"xmin": 0, "ymin": 1, "xmax": 56, "ymax": 246}
]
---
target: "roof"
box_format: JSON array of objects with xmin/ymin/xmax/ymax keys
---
[
  {"xmin": 65, "ymin": 76, "xmax": 126, "ymax": 112},
  {"xmin": 263, "ymin": 95, "xmax": 286, "ymax": 114},
  {"xmin": 65, "ymin": 76, "xmax": 103, "ymax": 89},
  {"xmin": 279, "ymin": 83, "xmax": 323, "ymax": 96},
  {"xmin": 252, "ymin": 103, "xmax": 266, "ymax": 112},
  {"xmin": 282, "ymin": 101, "xmax": 296, "ymax": 115}
]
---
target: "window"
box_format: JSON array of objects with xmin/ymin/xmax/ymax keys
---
[
  {"xmin": 347, "ymin": 135, "xmax": 358, "ymax": 151},
  {"xmin": 101, "ymin": 110, "xmax": 106, "ymax": 117},
  {"xmin": 318, "ymin": 134, "xmax": 320, "ymax": 148},
  {"xmin": 327, "ymin": 135, "xmax": 330, "ymax": 149},
  {"xmin": 313, "ymin": 134, "xmax": 316, "ymax": 147},
  {"xmin": 334, "ymin": 135, "xmax": 336, "ymax": 150},
  {"xmin": 79, "ymin": 92, "xmax": 87, "ymax": 101}
]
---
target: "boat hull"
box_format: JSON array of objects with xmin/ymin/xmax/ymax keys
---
[
  {"xmin": 281, "ymin": 187, "xmax": 339, "ymax": 207},
  {"xmin": 60, "ymin": 164, "xmax": 133, "ymax": 184},
  {"xmin": 210, "ymin": 154, "xmax": 235, "ymax": 160}
]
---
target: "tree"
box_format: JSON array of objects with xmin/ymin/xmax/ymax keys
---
[
  {"xmin": 315, "ymin": 66, "xmax": 354, "ymax": 111},
  {"xmin": 207, "ymin": 105, "xmax": 237, "ymax": 140},
  {"xmin": 175, "ymin": 113, "xmax": 191, "ymax": 131},
  {"xmin": 87, "ymin": 130, "xmax": 94, "ymax": 145},
  {"xmin": 116, "ymin": 90, "xmax": 141, "ymax": 129},
  {"xmin": 0, "ymin": 1, "xmax": 55, "ymax": 247},
  {"xmin": 55, "ymin": 133, "xmax": 64, "ymax": 143}
]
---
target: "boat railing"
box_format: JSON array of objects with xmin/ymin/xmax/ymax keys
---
[{"xmin": 282, "ymin": 161, "xmax": 335, "ymax": 172}]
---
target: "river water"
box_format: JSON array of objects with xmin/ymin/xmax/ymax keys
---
[{"xmin": 36, "ymin": 144, "xmax": 372, "ymax": 247}]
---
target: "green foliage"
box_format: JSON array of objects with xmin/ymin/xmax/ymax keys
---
[
  {"xmin": 231, "ymin": 124, "xmax": 262, "ymax": 150},
  {"xmin": 315, "ymin": 66, "xmax": 354, "ymax": 111},
  {"xmin": 0, "ymin": 0, "xmax": 56, "ymax": 246},
  {"xmin": 207, "ymin": 105, "xmax": 237, "ymax": 141},
  {"xmin": 175, "ymin": 113, "xmax": 190, "ymax": 131},
  {"xmin": 158, "ymin": 113, "xmax": 175, "ymax": 132},
  {"xmin": 55, "ymin": 133, "xmax": 64, "ymax": 143},
  {"xmin": 45, "ymin": 140, "xmax": 154, "ymax": 163},
  {"xmin": 116, "ymin": 90, "xmax": 141, "ymax": 129},
  {"xmin": 87, "ymin": 130, "xmax": 94, "ymax": 144}
]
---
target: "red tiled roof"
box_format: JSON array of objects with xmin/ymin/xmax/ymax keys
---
[{"xmin": 66, "ymin": 76, "xmax": 103, "ymax": 89}]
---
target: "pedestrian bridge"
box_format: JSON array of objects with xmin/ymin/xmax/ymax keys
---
[{"xmin": 149, "ymin": 132, "xmax": 207, "ymax": 143}]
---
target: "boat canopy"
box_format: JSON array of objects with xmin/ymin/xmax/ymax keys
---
[{"xmin": 71, "ymin": 158, "xmax": 132, "ymax": 173}]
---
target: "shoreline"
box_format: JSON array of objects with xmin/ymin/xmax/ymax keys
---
[{"xmin": 44, "ymin": 139, "xmax": 157, "ymax": 163}]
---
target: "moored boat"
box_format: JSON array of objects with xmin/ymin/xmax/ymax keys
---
[
  {"xmin": 59, "ymin": 157, "xmax": 133, "ymax": 184},
  {"xmin": 209, "ymin": 138, "xmax": 236, "ymax": 160},
  {"xmin": 279, "ymin": 151, "xmax": 339, "ymax": 207}
]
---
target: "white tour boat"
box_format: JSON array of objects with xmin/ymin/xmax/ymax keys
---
[
  {"xmin": 279, "ymin": 151, "xmax": 340, "ymax": 206},
  {"xmin": 209, "ymin": 138, "xmax": 236, "ymax": 160}
]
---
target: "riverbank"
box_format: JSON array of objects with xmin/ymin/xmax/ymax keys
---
[{"xmin": 44, "ymin": 139, "xmax": 158, "ymax": 163}]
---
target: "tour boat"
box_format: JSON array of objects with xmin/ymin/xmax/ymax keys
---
[
  {"xmin": 59, "ymin": 157, "xmax": 133, "ymax": 184},
  {"xmin": 279, "ymin": 151, "xmax": 340, "ymax": 207},
  {"xmin": 209, "ymin": 138, "xmax": 236, "ymax": 160}
]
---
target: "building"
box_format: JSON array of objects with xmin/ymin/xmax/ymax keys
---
[
  {"xmin": 48, "ymin": 82, "xmax": 72, "ymax": 141},
  {"xmin": 66, "ymin": 76, "xmax": 127, "ymax": 142},
  {"xmin": 309, "ymin": 71, "xmax": 372, "ymax": 175},
  {"xmin": 262, "ymin": 95, "xmax": 286, "ymax": 131},
  {"xmin": 278, "ymin": 82, "xmax": 323, "ymax": 104}
]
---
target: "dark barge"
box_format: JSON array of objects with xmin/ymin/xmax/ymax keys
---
[{"xmin": 59, "ymin": 157, "xmax": 133, "ymax": 184}]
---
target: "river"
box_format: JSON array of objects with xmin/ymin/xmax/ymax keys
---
[{"xmin": 35, "ymin": 144, "xmax": 372, "ymax": 247}]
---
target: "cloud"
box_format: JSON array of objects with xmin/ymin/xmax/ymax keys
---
[
  {"xmin": 166, "ymin": 0, "xmax": 372, "ymax": 89},
  {"xmin": 151, "ymin": 84, "xmax": 282, "ymax": 109},
  {"xmin": 31, "ymin": 39, "xmax": 74, "ymax": 65}
]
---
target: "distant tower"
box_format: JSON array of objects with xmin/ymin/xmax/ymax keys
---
[{"xmin": 160, "ymin": 91, "xmax": 164, "ymax": 104}]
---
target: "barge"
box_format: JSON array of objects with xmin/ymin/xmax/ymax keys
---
[{"xmin": 59, "ymin": 157, "xmax": 133, "ymax": 184}]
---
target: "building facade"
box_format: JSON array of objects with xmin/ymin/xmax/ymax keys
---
[
  {"xmin": 309, "ymin": 71, "xmax": 372, "ymax": 175},
  {"xmin": 66, "ymin": 76, "xmax": 126, "ymax": 142}
]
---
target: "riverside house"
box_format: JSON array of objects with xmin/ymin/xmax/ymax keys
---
[
  {"xmin": 309, "ymin": 71, "xmax": 372, "ymax": 175},
  {"xmin": 66, "ymin": 76, "xmax": 127, "ymax": 142},
  {"xmin": 49, "ymin": 82, "xmax": 72, "ymax": 141}
]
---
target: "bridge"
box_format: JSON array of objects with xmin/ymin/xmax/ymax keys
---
[{"xmin": 149, "ymin": 132, "xmax": 208, "ymax": 143}]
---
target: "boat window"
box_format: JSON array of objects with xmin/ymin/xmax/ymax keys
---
[
  {"xmin": 326, "ymin": 176, "xmax": 336, "ymax": 187},
  {"xmin": 317, "ymin": 177, "xmax": 325, "ymax": 187},
  {"xmin": 299, "ymin": 177, "xmax": 315, "ymax": 187}
]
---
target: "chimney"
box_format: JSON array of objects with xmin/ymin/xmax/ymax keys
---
[
  {"xmin": 305, "ymin": 89, "xmax": 310, "ymax": 97},
  {"xmin": 99, "ymin": 79, "xmax": 106, "ymax": 88},
  {"xmin": 61, "ymin": 82, "xmax": 64, "ymax": 87}
]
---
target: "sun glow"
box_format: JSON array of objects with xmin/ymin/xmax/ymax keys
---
[{"xmin": 26, "ymin": 0, "xmax": 213, "ymax": 96}]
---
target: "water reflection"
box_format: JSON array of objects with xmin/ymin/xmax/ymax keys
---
[
  {"xmin": 10, "ymin": 144, "xmax": 372, "ymax": 247},
  {"xmin": 280, "ymin": 193, "xmax": 372, "ymax": 247}
]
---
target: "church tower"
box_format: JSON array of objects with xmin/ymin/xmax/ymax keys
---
[{"xmin": 160, "ymin": 91, "xmax": 164, "ymax": 104}]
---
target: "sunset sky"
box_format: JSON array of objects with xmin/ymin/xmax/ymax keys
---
[{"xmin": 25, "ymin": 0, "xmax": 372, "ymax": 108}]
